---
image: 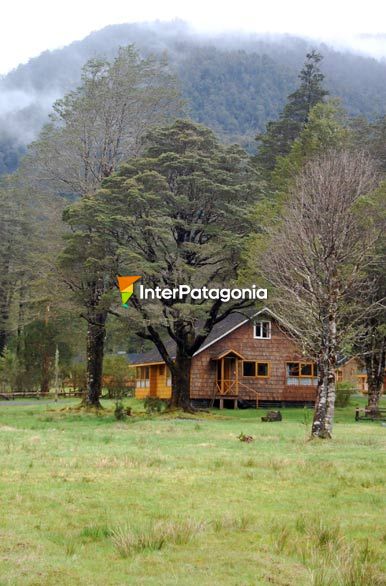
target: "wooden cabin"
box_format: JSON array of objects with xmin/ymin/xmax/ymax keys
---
[
  {"xmin": 337, "ymin": 357, "xmax": 385, "ymax": 395},
  {"xmin": 131, "ymin": 308, "xmax": 320, "ymax": 407}
]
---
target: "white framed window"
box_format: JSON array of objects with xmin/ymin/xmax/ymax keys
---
[{"xmin": 253, "ymin": 321, "xmax": 271, "ymax": 339}]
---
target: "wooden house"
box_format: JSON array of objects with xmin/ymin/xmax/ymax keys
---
[
  {"xmin": 337, "ymin": 357, "xmax": 385, "ymax": 395},
  {"xmin": 130, "ymin": 308, "xmax": 320, "ymax": 407}
]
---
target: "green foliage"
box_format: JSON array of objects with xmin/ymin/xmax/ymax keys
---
[
  {"xmin": 14, "ymin": 320, "xmax": 72, "ymax": 392},
  {"xmin": 68, "ymin": 363, "xmax": 87, "ymax": 394},
  {"xmin": 271, "ymin": 99, "xmax": 350, "ymax": 193},
  {"xmin": 335, "ymin": 381, "xmax": 355, "ymax": 408},
  {"xmin": 114, "ymin": 400, "xmax": 129, "ymax": 420},
  {"xmin": 0, "ymin": 348, "xmax": 21, "ymax": 392},
  {"xmin": 26, "ymin": 45, "xmax": 181, "ymax": 197},
  {"xmin": 0, "ymin": 399, "xmax": 385, "ymax": 584},
  {"xmin": 144, "ymin": 397, "xmax": 166, "ymax": 414},
  {"xmin": 103, "ymin": 355, "xmax": 134, "ymax": 399},
  {"xmin": 4, "ymin": 26, "xmax": 386, "ymax": 174},
  {"xmin": 256, "ymin": 50, "xmax": 328, "ymax": 172},
  {"xmin": 62, "ymin": 119, "xmax": 261, "ymax": 407}
]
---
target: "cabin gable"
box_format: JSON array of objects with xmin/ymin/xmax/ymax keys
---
[{"xmin": 190, "ymin": 318, "xmax": 317, "ymax": 403}]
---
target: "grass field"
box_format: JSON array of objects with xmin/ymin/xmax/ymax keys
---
[{"xmin": 0, "ymin": 398, "xmax": 385, "ymax": 586}]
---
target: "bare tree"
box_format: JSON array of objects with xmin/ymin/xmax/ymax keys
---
[{"xmin": 260, "ymin": 151, "xmax": 381, "ymax": 438}]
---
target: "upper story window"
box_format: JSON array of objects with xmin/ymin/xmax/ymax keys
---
[{"xmin": 254, "ymin": 321, "xmax": 271, "ymax": 339}]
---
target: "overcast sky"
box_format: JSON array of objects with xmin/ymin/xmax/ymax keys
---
[{"xmin": 1, "ymin": 0, "xmax": 386, "ymax": 74}]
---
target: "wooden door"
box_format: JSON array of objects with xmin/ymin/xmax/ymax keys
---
[
  {"xmin": 149, "ymin": 366, "xmax": 157, "ymax": 397},
  {"xmin": 223, "ymin": 357, "xmax": 238, "ymax": 395}
]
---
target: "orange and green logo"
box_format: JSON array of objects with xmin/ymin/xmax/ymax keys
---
[{"xmin": 117, "ymin": 276, "xmax": 141, "ymax": 307}]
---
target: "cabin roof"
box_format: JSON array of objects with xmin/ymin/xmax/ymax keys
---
[{"xmin": 128, "ymin": 307, "xmax": 294, "ymax": 366}]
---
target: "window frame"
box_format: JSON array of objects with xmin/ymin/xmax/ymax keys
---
[
  {"xmin": 136, "ymin": 365, "xmax": 150, "ymax": 388},
  {"xmin": 242, "ymin": 360, "xmax": 270, "ymax": 379},
  {"xmin": 242, "ymin": 361, "xmax": 256, "ymax": 377},
  {"xmin": 165, "ymin": 367, "xmax": 172, "ymax": 387},
  {"xmin": 256, "ymin": 361, "xmax": 270, "ymax": 378},
  {"xmin": 253, "ymin": 320, "xmax": 271, "ymax": 340},
  {"xmin": 286, "ymin": 361, "xmax": 317, "ymax": 385}
]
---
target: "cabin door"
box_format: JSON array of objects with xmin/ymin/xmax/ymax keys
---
[
  {"xmin": 218, "ymin": 357, "xmax": 238, "ymax": 395},
  {"xmin": 149, "ymin": 366, "xmax": 157, "ymax": 397}
]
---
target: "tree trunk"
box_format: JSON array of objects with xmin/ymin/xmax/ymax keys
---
[
  {"xmin": 365, "ymin": 338, "xmax": 385, "ymax": 412},
  {"xmin": 84, "ymin": 312, "xmax": 107, "ymax": 408},
  {"xmin": 0, "ymin": 327, "xmax": 7, "ymax": 357},
  {"xmin": 0, "ymin": 300, "xmax": 10, "ymax": 356},
  {"xmin": 312, "ymin": 358, "xmax": 328, "ymax": 437},
  {"xmin": 40, "ymin": 352, "xmax": 51, "ymax": 394},
  {"xmin": 0, "ymin": 257, "xmax": 11, "ymax": 357},
  {"xmin": 170, "ymin": 348, "xmax": 192, "ymax": 411},
  {"xmin": 312, "ymin": 307, "xmax": 337, "ymax": 439}
]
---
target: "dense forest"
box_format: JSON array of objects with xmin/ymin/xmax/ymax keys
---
[
  {"xmin": 2, "ymin": 21, "xmax": 386, "ymax": 171},
  {"xmin": 0, "ymin": 26, "xmax": 385, "ymax": 437}
]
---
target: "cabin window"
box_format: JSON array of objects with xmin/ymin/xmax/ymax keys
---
[
  {"xmin": 242, "ymin": 361, "xmax": 270, "ymax": 378},
  {"xmin": 159, "ymin": 364, "xmax": 165, "ymax": 376},
  {"xmin": 254, "ymin": 321, "xmax": 271, "ymax": 339},
  {"xmin": 286, "ymin": 362, "xmax": 317, "ymax": 386},
  {"xmin": 136, "ymin": 366, "xmax": 150, "ymax": 388},
  {"xmin": 257, "ymin": 362, "xmax": 269, "ymax": 377},
  {"xmin": 243, "ymin": 361, "xmax": 256, "ymax": 377},
  {"xmin": 357, "ymin": 375, "xmax": 367, "ymax": 392},
  {"xmin": 166, "ymin": 368, "xmax": 172, "ymax": 387},
  {"xmin": 300, "ymin": 363, "xmax": 312, "ymax": 376},
  {"xmin": 336, "ymin": 369, "xmax": 343, "ymax": 382}
]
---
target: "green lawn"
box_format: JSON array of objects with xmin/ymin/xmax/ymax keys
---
[{"xmin": 0, "ymin": 398, "xmax": 385, "ymax": 586}]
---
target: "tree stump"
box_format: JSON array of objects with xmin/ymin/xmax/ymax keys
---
[{"xmin": 261, "ymin": 410, "xmax": 282, "ymax": 422}]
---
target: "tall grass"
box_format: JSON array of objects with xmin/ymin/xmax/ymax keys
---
[
  {"xmin": 270, "ymin": 516, "xmax": 385, "ymax": 586},
  {"xmin": 111, "ymin": 518, "xmax": 206, "ymax": 558}
]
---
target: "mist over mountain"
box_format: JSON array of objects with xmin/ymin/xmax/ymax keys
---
[{"xmin": 2, "ymin": 20, "xmax": 386, "ymax": 173}]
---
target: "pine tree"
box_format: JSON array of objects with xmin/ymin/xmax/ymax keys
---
[{"xmin": 256, "ymin": 50, "xmax": 328, "ymax": 172}]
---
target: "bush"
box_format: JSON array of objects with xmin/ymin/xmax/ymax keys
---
[
  {"xmin": 335, "ymin": 381, "xmax": 354, "ymax": 407},
  {"xmin": 114, "ymin": 400, "xmax": 131, "ymax": 420},
  {"xmin": 68, "ymin": 363, "xmax": 87, "ymax": 394},
  {"xmin": 0, "ymin": 349, "xmax": 18, "ymax": 392},
  {"xmin": 0, "ymin": 349, "xmax": 38, "ymax": 393},
  {"xmin": 144, "ymin": 396, "xmax": 166, "ymax": 414},
  {"xmin": 103, "ymin": 355, "xmax": 134, "ymax": 399}
]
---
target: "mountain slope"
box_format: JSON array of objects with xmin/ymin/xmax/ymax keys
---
[{"xmin": 2, "ymin": 21, "xmax": 386, "ymax": 173}]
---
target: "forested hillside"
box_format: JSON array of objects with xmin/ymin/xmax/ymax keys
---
[{"xmin": 2, "ymin": 21, "xmax": 386, "ymax": 172}]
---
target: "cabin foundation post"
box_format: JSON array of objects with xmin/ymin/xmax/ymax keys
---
[
  {"xmin": 219, "ymin": 398, "xmax": 224, "ymax": 409},
  {"xmin": 234, "ymin": 398, "xmax": 238, "ymax": 409}
]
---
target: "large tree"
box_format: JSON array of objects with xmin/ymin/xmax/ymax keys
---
[
  {"xmin": 259, "ymin": 151, "xmax": 380, "ymax": 438},
  {"xmin": 0, "ymin": 178, "xmax": 32, "ymax": 356},
  {"xmin": 64, "ymin": 120, "xmax": 260, "ymax": 409},
  {"xmin": 256, "ymin": 50, "xmax": 328, "ymax": 172},
  {"xmin": 352, "ymin": 188, "xmax": 386, "ymax": 412},
  {"xmin": 24, "ymin": 45, "xmax": 181, "ymax": 405},
  {"xmin": 24, "ymin": 45, "xmax": 181, "ymax": 197}
]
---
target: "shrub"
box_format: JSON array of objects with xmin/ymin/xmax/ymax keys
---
[
  {"xmin": 68, "ymin": 363, "xmax": 87, "ymax": 394},
  {"xmin": 144, "ymin": 396, "xmax": 166, "ymax": 414},
  {"xmin": 114, "ymin": 400, "xmax": 131, "ymax": 420},
  {"xmin": 103, "ymin": 355, "xmax": 134, "ymax": 399},
  {"xmin": 335, "ymin": 381, "xmax": 354, "ymax": 407}
]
